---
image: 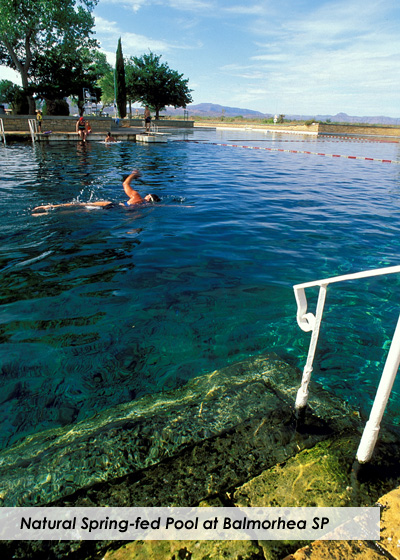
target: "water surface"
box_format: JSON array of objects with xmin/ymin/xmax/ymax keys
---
[{"xmin": 1, "ymin": 128, "xmax": 400, "ymax": 449}]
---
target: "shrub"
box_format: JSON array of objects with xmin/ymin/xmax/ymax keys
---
[
  {"xmin": 44, "ymin": 99, "xmax": 70, "ymax": 116},
  {"xmin": 11, "ymin": 89, "xmax": 29, "ymax": 114}
]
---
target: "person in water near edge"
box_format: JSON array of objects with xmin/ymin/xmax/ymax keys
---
[{"xmin": 32, "ymin": 170, "xmax": 160, "ymax": 213}]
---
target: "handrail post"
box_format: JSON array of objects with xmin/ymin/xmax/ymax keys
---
[
  {"xmin": 28, "ymin": 118, "xmax": 37, "ymax": 143},
  {"xmin": 293, "ymin": 265, "xmax": 400, "ymax": 462},
  {"xmin": 0, "ymin": 118, "xmax": 5, "ymax": 145},
  {"xmin": 295, "ymin": 284, "xmax": 327, "ymax": 410},
  {"xmin": 356, "ymin": 312, "xmax": 400, "ymax": 463}
]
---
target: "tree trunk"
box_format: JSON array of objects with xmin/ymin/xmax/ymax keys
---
[{"xmin": 3, "ymin": 32, "xmax": 36, "ymax": 114}]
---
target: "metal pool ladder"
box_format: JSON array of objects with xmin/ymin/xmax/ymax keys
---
[
  {"xmin": 293, "ymin": 264, "xmax": 400, "ymax": 463},
  {"xmin": 0, "ymin": 119, "xmax": 5, "ymax": 145},
  {"xmin": 28, "ymin": 118, "xmax": 38, "ymax": 143}
]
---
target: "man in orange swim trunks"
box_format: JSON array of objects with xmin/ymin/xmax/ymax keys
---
[{"xmin": 32, "ymin": 170, "xmax": 160, "ymax": 213}]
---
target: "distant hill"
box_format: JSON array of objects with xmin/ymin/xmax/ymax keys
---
[
  {"xmin": 289, "ymin": 112, "xmax": 400, "ymax": 125},
  {"xmin": 163, "ymin": 104, "xmax": 400, "ymax": 125},
  {"xmin": 163, "ymin": 103, "xmax": 269, "ymax": 119}
]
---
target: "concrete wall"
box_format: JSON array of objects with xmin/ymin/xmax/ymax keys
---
[
  {"xmin": 318, "ymin": 123, "xmax": 400, "ymax": 137},
  {"xmin": 1, "ymin": 115, "xmax": 194, "ymax": 132},
  {"xmin": 194, "ymin": 122, "xmax": 319, "ymax": 134},
  {"xmin": 118, "ymin": 118, "xmax": 194, "ymax": 128},
  {"xmin": 195, "ymin": 121, "xmax": 400, "ymax": 137},
  {"xmin": 1, "ymin": 115, "xmax": 113, "ymax": 133}
]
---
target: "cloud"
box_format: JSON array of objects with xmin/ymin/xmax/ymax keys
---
[
  {"xmin": 0, "ymin": 66, "xmax": 22, "ymax": 85},
  {"xmin": 99, "ymin": 0, "xmax": 213, "ymax": 12},
  {"xmin": 94, "ymin": 14, "xmax": 200, "ymax": 63},
  {"xmin": 223, "ymin": 3, "xmax": 270, "ymax": 16},
  {"xmin": 167, "ymin": 0, "xmax": 213, "ymax": 10},
  {"xmin": 98, "ymin": 0, "xmax": 147, "ymax": 12},
  {"xmin": 219, "ymin": 0, "xmax": 400, "ymax": 113}
]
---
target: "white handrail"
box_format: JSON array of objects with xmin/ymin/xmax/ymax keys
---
[
  {"xmin": 293, "ymin": 264, "xmax": 400, "ymax": 463},
  {"xmin": 0, "ymin": 118, "xmax": 5, "ymax": 145},
  {"xmin": 28, "ymin": 118, "xmax": 38, "ymax": 143}
]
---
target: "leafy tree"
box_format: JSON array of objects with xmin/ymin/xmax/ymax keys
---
[
  {"xmin": 126, "ymin": 52, "xmax": 193, "ymax": 119},
  {"xmin": 0, "ymin": 79, "xmax": 19, "ymax": 105},
  {"xmin": 0, "ymin": 79, "xmax": 29, "ymax": 114},
  {"xmin": 97, "ymin": 70, "xmax": 115, "ymax": 107},
  {"xmin": 44, "ymin": 98, "xmax": 70, "ymax": 116},
  {"xmin": 32, "ymin": 48, "xmax": 109, "ymax": 113},
  {"xmin": 0, "ymin": 0, "xmax": 98, "ymax": 114},
  {"xmin": 115, "ymin": 38, "xmax": 126, "ymax": 118}
]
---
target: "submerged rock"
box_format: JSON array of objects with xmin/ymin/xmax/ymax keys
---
[{"xmin": 0, "ymin": 352, "xmax": 360, "ymax": 507}]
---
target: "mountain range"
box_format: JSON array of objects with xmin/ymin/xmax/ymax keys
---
[{"xmin": 163, "ymin": 103, "xmax": 400, "ymax": 126}]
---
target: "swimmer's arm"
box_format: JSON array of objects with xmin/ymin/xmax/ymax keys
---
[{"xmin": 123, "ymin": 170, "xmax": 144, "ymax": 204}]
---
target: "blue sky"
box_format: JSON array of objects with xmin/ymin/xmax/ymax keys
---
[{"xmin": 2, "ymin": 0, "xmax": 400, "ymax": 117}]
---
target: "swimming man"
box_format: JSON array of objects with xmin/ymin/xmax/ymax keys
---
[{"xmin": 32, "ymin": 170, "xmax": 160, "ymax": 213}]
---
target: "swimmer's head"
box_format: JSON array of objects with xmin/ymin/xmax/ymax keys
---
[{"xmin": 144, "ymin": 194, "xmax": 161, "ymax": 203}]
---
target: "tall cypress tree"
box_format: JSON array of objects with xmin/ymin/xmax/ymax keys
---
[{"xmin": 115, "ymin": 37, "xmax": 126, "ymax": 118}]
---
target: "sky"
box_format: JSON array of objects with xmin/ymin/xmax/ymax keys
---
[{"xmin": 2, "ymin": 0, "xmax": 400, "ymax": 117}]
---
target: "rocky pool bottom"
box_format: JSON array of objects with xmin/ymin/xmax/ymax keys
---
[{"xmin": 1, "ymin": 352, "xmax": 400, "ymax": 559}]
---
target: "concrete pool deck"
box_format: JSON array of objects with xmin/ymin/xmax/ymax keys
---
[
  {"xmin": 2, "ymin": 128, "xmax": 170, "ymax": 143},
  {"xmin": 194, "ymin": 121, "xmax": 400, "ymax": 140},
  {"xmin": 2, "ymin": 352, "xmax": 400, "ymax": 559}
]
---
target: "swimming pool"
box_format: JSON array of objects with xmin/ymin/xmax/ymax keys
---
[{"xmin": 1, "ymin": 128, "xmax": 400, "ymax": 450}]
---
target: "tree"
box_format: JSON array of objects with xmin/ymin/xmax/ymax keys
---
[
  {"xmin": 32, "ymin": 48, "xmax": 110, "ymax": 114},
  {"xmin": 0, "ymin": 80, "xmax": 28, "ymax": 114},
  {"xmin": 115, "ymin": 38, "xmax": 126, "ymax": 118},
  {"xmin": 0, "ymin": 79, "xmax": 19, "ymax": 105},
  {"xmin": 97, "ymin": 70, "xmax": 115, "ymax": 107},
  {"xmin": 0, "ymin": 0, "xmax": 98, "ymax": 114},
  {"xmin": 126, "ymin": 52, "xmax": 193, "ymax": 119}
]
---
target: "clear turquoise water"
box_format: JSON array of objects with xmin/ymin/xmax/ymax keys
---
[{"xmin": 1, "ymin": 128, "xmax": 400, "ymax": 449}]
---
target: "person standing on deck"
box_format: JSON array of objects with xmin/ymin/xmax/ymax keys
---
[
  {"xmin": 36, "ymin": 110, "xmax": 42, "ymax": 132},
  {"xmin": 144, "ymin": 106, "xmax": 151, "ymax": 132}
]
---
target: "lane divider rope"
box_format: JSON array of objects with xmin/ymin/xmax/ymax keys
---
[{"xmin": 188, "ymin": 141, "xmax": 400, "ymax": 164}]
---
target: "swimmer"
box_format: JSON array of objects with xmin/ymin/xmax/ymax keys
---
[
  {"xmin": 122, "ymin": 170, "xmax": 160, "ymax": 205},
  {"xmin": 32, "ymin": 170, "xmax": 160, "ymax": 213},
  {"xmin": 105, "ymin": 132, "xmax": 116, "ymax": 143}
]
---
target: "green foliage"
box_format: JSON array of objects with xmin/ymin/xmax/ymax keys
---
[
  {"xmin": 277, "ymin": 114, "xmax": 285, "ymax": 123},
  {"xmin": 0, "ymin": 79, "xmax": 30, "ymax": 114},
  {"xmin": 11, "ymin": 88, "xmax": 29, "ymax": 114},
  {"xmin": 97, "ymin": 70, "xmax": 115, "ymax": 106},
  {"xmin": 31, "ymin": 48, "xmax": 108, "ymax": 116},
  {"xmin": 44, "ymin": 98, "xmax": 70, "ymax": 116},
  {"xmin": 126, "ymin": 52, "xmax": 192, "ymax": 118},
  {"xmin": 115, "ymin": 38, "xmax": 126, "ymax": 118},
  {"xmin": 0, "ymin": 79, "xmax": 19, "ymax": 104},
  {"xmin": 0, "ymin": 0, "xmax": 99, "ymax": 113}
]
